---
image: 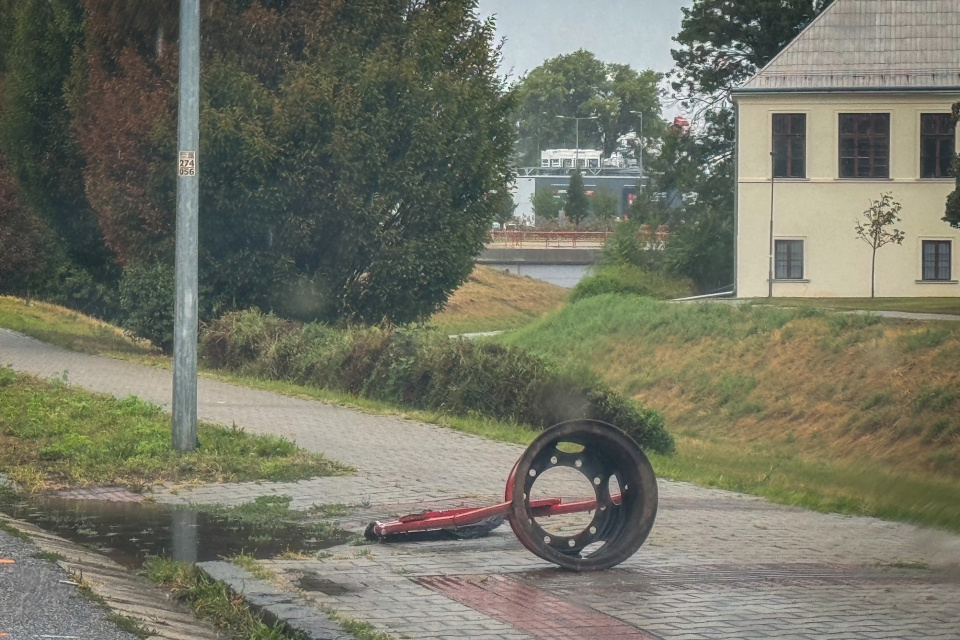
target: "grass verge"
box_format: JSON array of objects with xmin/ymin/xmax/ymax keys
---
[
  {"xmin": 503, "ymin": 294, "xmax": 960, "ymax": 531},
  {"xmin": 144, "ymin": 558, "xmax": 294, "ymax": 640},
  {"xmin": 650, "ymin": 437, "xmax": 960, "ymax": 532},
  {"xmin": 0, "ymin": 367, "xmax": 350, "ymax": 492},
  {"xmin": 0, "ymin": 296, "xmax": 159, "ymax": 358},
  {"xmin": 429, "ymin": 266, "xmax": 568, "ymax": 334},
  {"xmin": 753, "ymin": 297, "xmax": 960, "ymax": 315}
]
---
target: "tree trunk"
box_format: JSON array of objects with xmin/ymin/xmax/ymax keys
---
[{"xmin": 870, "ymin": 246, "xmax": 877, "ymax": 298}]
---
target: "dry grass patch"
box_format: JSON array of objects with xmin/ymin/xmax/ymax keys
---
[
  {"xmin": 505, "ymin": 296, "xmax": 960, "ymax": 478},
  {"xmin": 0, "ymin": 295, "xmax": 159, "ymax": 358},
  {"xmin": 431, "ymin": 266, "xmax": 568, "ymax": 334},
  {"xmin": 755, "ymin": 297, "xmax": 960, "ymax": 316}
]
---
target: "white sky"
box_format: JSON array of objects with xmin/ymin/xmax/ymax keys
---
[{"xmin": 476, "ymin": 0, "xmax": 693, "ymax": 82}]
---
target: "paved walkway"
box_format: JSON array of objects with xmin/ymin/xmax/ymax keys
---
[{"xmin": 3, "ymin": 328, "xmax": 960, "ymax": 639}]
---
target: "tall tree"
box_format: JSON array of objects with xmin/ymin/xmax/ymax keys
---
[
  {"xmin": 564, "ymin": 170, "xmax": 589, "ymax": 228},
  {"xmin": 664, "ymin": 0, "xmax": 834, "ymax": 291},
  {"xmin": 944, "ymin": 101, "xmax": 960, "ymax": 229},
  {"xmin": 72, "ymin": 0, "xmax": 514, "ymax": 332},
  {"xmin": 531, "ymin": 188, "xmax": 562, "ymax": 223},
  {"xmin": 512, "ymin": 50, "xmax": 661, "ymax": 166},
  {"xmin": 0, "ymin": 157, "xmax": 58, "ymax": 293},
  {"xmin": 0, "ymin": 0, "xmax": 110, "ymax": 273}
]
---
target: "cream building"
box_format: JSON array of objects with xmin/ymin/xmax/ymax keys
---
[{"xmin": 733, "ymin": 0, "xmax": 960, "ymax": 298}]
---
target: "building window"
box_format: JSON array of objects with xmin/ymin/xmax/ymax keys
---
[
  {"xmin": 920, "ymin": 114, "xmax": 956, "ymax": 178},
  {"xmin": 923, "ymin": 240, "xmax": 952, "ymax": 281},
  {"xmin": 839, "ymin": 113, "xmax": 889, "ymax": 178},
  {"xmin": 775, "ymin": 240, "xmax": 804, "ymax": 280},
  {"xmin": 773, "ymin": 114, "xmax": 806, "ymax": 178}
]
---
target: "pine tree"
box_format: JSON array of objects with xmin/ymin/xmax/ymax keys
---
[{"xmin": 565, "ymin": 170, "xmax": 590, "ymax": 228}]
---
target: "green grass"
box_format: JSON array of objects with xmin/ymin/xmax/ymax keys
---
[
  {"xmin": 650, "ymin": 437, "xmax": 960, "ymax": 533},
  {"xmin": 0, "ymin": 518, "xmax": 31, "ymax": 540},
  {"xmin": 754, "ymin": 297, "xmax": 960, "ymax": 315},
  {"xmin": 189, "ymin": 495, "xmax": 349, "ymax": 547},
  {"xmin": 502, "ymin": 294, "xmax": 960, "ymax": 532},
  {"xmin": 0, "ymin": 296, "xmax": 158, "ymax": 357},
  {"xmin": 324, "ymin": 610, "xmax": 397, "ymax": 640},
  {"xmin": 105, "ymin": 613, "xmax": 153, "ymax": 639},
  {"xmin": 0, "ymin": 368, "xmax": 350, "ymax": 491},
  {"xmin": 144, "ymin": 558, "xmax": 294, "ymax": 640},
  {"xmin": 32, "ymin": 550, "xmax": 67, "ymax": 562}
]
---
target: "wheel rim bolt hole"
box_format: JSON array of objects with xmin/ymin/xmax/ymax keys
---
[
  {"xmin": 568, "ymin": 539, "xmax": 576, "ymax": 548},
  {"xmin": 593, "ymin": 477, "xmax": 601, "ymax": 486},
  {"xmin": 529, "ymin": 469, "xmax": 537, "ymax": 477},
  {"xmin": 550, "ymin": 456, "xmax": 558, "ymax": 465},
  {"xmin": 575, "ymin": 459, "xmax": 582, "ymax": 468}
]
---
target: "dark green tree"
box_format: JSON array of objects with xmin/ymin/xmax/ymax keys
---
[
  {"xmin": 0, "ymin": 0, "xmax": 110, "ymax": 274},
  {"xmin": 512, "ymin": 50, "xmax": 661, "ymax": 165},
  {"xmin": 564, "ymin": 170, "xmax": 589, "ymax": 228},
  {"xmin": 531, "ymin": 188, "xmax": 562, "ymax": 223},
  {"xmin": 944, "ymin": 101, "xmax": 960, "ymax": 229},
  {"xmin": 590, "ymin": 186, "xmax": 619, "ymax": 221},
  {"xmin": 73, "ymin": 0, "xmax": 514, "ymax": 331},
  {"xmin": 493, "ymin": 188, "xmax": 518, "ymax": 228},
  {"xmin": 664, "ymin": 0, "xmax": 834, "ymax": 291}
]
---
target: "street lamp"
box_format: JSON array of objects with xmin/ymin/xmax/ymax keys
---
[
  {"xmin": 629, "ymin": 110, "xmax": 644, "ymax": 181},
  {"xmin": 555, "ymin": 115, "xmax": 598, "ymax": 170}
]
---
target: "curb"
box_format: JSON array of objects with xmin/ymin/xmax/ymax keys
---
[{"xmin": 198, "ymin": 561, "xmax": 357, "ymax": 640}]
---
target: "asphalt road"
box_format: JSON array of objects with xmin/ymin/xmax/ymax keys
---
[{"xmin": 0, "ymin": 529, "xmax": 136, "ymax": 640}]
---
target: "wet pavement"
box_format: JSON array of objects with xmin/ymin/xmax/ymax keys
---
[
  {"xmin": 0, "ymin": 491, "xmax": 351, "ymax": 569},
  {"xmin": 4, "ymin": 327, "xmax": 960, "ymax": 639}
]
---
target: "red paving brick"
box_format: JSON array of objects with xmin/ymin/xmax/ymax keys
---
[{"xmin": 417, "ymin": 574, "xmax": 659, "ymax": 640}]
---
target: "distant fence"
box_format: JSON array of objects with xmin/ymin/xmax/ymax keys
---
[
  {"xmin": 486, "ymin": 228, "xmax": 668, "ymax": 250},
  {"xmin": 486, "ymin": 231, "xmax": 612, "ymax": 248}
]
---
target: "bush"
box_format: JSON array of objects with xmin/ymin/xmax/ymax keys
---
[
  {"xmin": 118, "ymin": 262, "xmax": 175, "ymax": 352},
  {"xmin": 571, "ymin": 264, "xmax": 693, "ymax": 303},
  {"xmin": 200, "ymin": 310, "xmax": 674, "ymax": 454}
]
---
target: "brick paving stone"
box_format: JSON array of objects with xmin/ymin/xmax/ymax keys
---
[{"xmin": 5, "ymin": 328, "xmax": 960, "ymax": 639}]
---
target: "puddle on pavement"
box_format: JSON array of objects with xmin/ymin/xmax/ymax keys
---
[
  {"xmin": 0, "ymin": 493, "xmax": 352, "ymax": 569},
  {"xmin": 297, "ymin": 573, "xmax": 354, "ymax": 595}
]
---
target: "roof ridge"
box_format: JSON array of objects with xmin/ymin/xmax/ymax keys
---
[
  {"xmin": 740, "ymin": 0, "xmax": 960, "ymax": 92},
  {"xmin": 746, "ymin": 0, "xmax": 845, "ymax": 85}
]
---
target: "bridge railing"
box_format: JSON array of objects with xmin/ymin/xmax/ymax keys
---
[{"xmin": 486, "ymin": 231, "xmax": 613, "ymax": 248}]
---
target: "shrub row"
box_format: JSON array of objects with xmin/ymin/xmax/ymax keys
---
[
  {"xmin": 199, "ymin": 309, "xmax": 675, "ymax": 454},
  {"xmin": 571, "ymin": 264, "xmax": 693, "ymax": 303}
]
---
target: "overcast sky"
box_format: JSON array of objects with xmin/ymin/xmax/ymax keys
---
[{"xmin": 476, "ymin": 0, "xmax": 693, "ymax": 82}]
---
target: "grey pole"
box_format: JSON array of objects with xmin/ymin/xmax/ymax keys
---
[
  {"xmin": 173, "ymin": 0, "xmax": 200, "ymax": 451},
  {"xmin": 575, "ymin": 117, "xmax": 579, "ymax": 169},
  {"xmin": 768, "ymin": 150, "xmax": 775, "ymax": 298}
]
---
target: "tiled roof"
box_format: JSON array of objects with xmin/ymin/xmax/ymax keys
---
[{"xmin": 740, "ymin": 0, "xmax": 960, "ymax": 91}]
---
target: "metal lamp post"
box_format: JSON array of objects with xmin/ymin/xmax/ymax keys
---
[
  {"xmin": 629, "ymin": 110, "xmax": 644, "ymax": 180},
  {"xmin": 555, "ymin": 115, "xmax": 598, "ymax": 170},
  {"xmin": 173, "ymin": 0, "xmax": 200, "ymax": 451}
]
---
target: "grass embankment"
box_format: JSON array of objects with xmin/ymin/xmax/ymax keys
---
[
  {"xmin": 430, "ymin": 266, "xmax": 568, "ymax": 334},
  {"xmin": 756, "ymin": 297, "xmax": 960, "ymax": 315},
  {"xmin": 0, "ymin": 295, "xmax": 542, "ymax": 446},
  {"xmin": 0, "ymin": 296, "xmax": 159, "ymax": 358},
  {"xmin": 200, "ymin": 310, "xmax": 673, "ymax": 453},
  {"xmin": 502, "ymin": 295, "xmax": 960, "ymax": 531},
  {"xmin": 0, "ymin": 367, "xmax": 349, "ymax": 491}
]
